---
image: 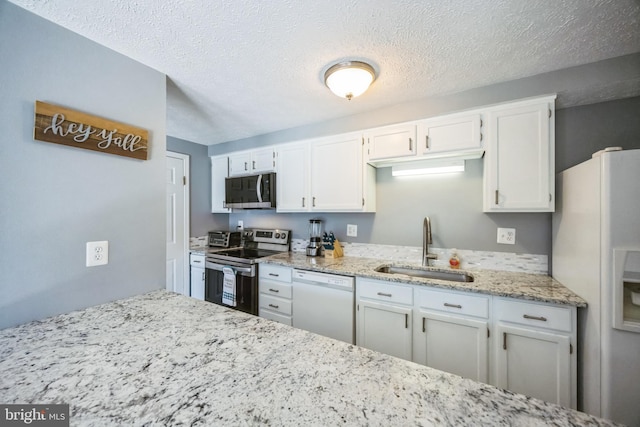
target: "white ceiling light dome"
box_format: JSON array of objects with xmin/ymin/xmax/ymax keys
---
[{"xmin": 324, "ymin": 61, "xmax": 376, "ymax": 100}]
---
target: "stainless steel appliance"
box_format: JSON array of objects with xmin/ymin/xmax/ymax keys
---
[
  {"xmin": 224, "ymin": 173, "xmax": 276, "ymax": 209},
  {"xmin": 306, "ymin": 218, "xmax": 323, "ymax": 256},
  {"xmin": 205, "ymin": 228, "xmax": 290, "ymax": 315},
  {"xmin": 208, "ymin": 230, "xmax": 241, "ymax": 248}
]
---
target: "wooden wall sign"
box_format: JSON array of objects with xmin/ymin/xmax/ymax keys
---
[{"xmin": 34, "ymin": 101, "xmax": 149, "ymax": 160}]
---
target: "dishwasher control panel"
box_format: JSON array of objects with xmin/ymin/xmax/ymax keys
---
[{"xmin": 293, "ymin": 269, "xmax": 354, "ymax": 289}]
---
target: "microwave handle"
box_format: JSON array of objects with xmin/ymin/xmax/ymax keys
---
[{"xmin": 256, "ymin": 174, "xmax": 263, "ymax": 203}]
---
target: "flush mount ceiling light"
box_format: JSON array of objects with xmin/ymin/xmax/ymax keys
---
[{"xmin": 324, "ymin": 61, "xmax": 376, "ymax": 100}]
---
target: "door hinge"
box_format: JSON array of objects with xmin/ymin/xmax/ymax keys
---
[{"xmin": 183, "ymin": 176, "xmax": 187, "ymax": 186}]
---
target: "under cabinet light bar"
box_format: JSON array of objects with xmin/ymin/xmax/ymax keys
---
[{"xmin": 391, "ymin": 159, "xmax": 465, "ymax": 176}]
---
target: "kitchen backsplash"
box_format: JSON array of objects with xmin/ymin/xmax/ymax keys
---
[{"xmin": 191, "ymin": 236, "xmax": 547, "ymax": 274}]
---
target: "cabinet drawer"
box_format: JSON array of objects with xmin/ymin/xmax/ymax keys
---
[
  {"xmin": 417, "ymin": 288, "xmax": 489, "ymax": 318},
  {"xmin": 190, "ymin": 253, "xmax": 205, "ymax": 267},
  {"xmin": 259, "ymin": 264, "xmax": 292, "ymax": 282},
  {"xmin": 495, "ymin": 298, "xmax": 572, "ymax": 332},
  {"xmin": 260, "ymin": 309, "xmax": 292, "ymax": 326},
  {"xmin": 259, "ymin": 294, "xmax": 292, "ymax": 316},
  {"xmin": 358, "ymin": 280, "xmax": 413, "ymax": 305},
  {"xmin": 259, "ymin": 280, "xmax": 292, "ymax": 299}
]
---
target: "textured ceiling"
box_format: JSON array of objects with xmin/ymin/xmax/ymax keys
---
[{"xmin": 8, "ymin": 0, "xmax": 640, "ymax": 145}]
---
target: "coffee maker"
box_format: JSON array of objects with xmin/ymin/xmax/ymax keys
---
[{"xmin": 306, "ymin": 219, "xmax": 323, "ymax": 257}]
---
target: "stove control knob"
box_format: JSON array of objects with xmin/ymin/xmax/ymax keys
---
[
  {"xmin": 275, "ymin": 232, "xmax": 280, "ymax": 239},
  {"xmin": 280, "ymin": 232, "xmax": 287, "ymax": 240}
]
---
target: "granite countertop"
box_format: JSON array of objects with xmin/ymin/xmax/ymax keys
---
[
  {"xmin": 0, "ymin": 291, "xmax": 612, "ymax": 426},
  {"xmin": 261, "ymin": 252, "xmax": 587, "ymax": 307}
]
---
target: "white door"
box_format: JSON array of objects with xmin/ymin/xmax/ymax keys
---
[
  {"xmin": 166, "ymin": 152, "xmax": 190, "ymax": 296},
  {"xmin": 357, "ymin": 300, "xmax": 412, "ymax": 361}
]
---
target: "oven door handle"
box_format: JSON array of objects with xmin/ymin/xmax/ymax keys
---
[
  {"xmin": 256, "ymin": 174, "xmax": 263, "ymax": 203},
  {"xmin": 205, "ymin": 262, "xmax": 253, "ymax": 275}
]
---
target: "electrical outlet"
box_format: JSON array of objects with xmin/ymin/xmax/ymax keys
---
[
  {"xmin": 86, "ymin": 241, "xmax": 109, "ymax": 266},
  {"xmin": 497, "ymin": 228, "xmax": 516, "ymax": 245},
  {"xmin": 347, "ymin": 224, "xmax": 358, "ymax": 237},
  {"xmin": 237, "ymin": 220, "xmax": 244, "ymax": 230}
]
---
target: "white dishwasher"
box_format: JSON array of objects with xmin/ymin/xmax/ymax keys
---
[{"xmin": 292, "ymin": 269, "xmax": 355, "ymax": 344}]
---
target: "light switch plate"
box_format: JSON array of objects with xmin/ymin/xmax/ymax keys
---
[
  {"xmin": 497, "ymin": 228, "xmax": 516, "ymax": 245},
  {"xmin": 347, "ymin": 224, "xmax": 358, "ymax": 237},
  {"xmin": 86, "ymin": 241, "xmax": 109, "ymax": 266}
]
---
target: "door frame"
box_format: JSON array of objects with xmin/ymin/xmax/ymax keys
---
[{"xmin": 167, "ymin": 151, "xmax": 190, "ymax": 294}]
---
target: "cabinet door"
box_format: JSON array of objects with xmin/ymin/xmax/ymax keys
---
[
  {"xmin": 210, "ymin": 156, "xmax": 230, "ymax": 213},
  {"xmin": 276, "ymin": 142, "xmax": 310, "ymax": 212},
  {"xmin": 357, "ymin": 300, "xmax": 412, "ymax": 361},
  {"xmin": 495, "ymin": 323, "xmax": 571, "ymax": 407},
  {"xmin": 190, "ymin": 266, "xmax": 205, "ymax": 300},
  {"xmin": 418, "ymin": 113, "xmax": 482, "ymax": 156},
  {"xmin": 310, "ymin": 133, "xmax": 363, "ymax": 211},
  {"xmin": 483, "ymin": 98, "xmax": 555, "ymax": 212},
  {"xmin": 365, "ymin": 123, "xmax": 417, "ymax": 161},
  {"xmin": 414, "ymin": 310, "xmax": 488, "ymax": 383},
  {"xmin": 228, "ymin": 152, "xmax": 252, "ymax": 176},
  {"xmin": 251, "ymin": 147, "xmax": 276, "ymax": 173}
]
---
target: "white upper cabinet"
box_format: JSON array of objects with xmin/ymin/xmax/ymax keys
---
[
  {"xmin": 310, "ymin": 132, "xmax": 373, "ymax": 212},
  {"xmin": 417, "ymin": 112, "xmax": 483, "ymax": 158},
  {"xmin": 364, "ymin": 123, "xmax": 417, "ymax": 161},
  {"xmin": 276, "ymin": 133, "xmax": 375, "ymax": 213},
  {"xmin": 483, "ymin": 95, "xmax": 556, "ymax": 212},
  {"xmin": 210, "ymin": 155, "xmax": 230, "ymax": 213},
  {"xmin": 228, "ymin": 147, "xmax": 276, "ymax": 176},
  {"xmin": 276, "ymin": 142, "xmax": 310, "ymax": 212}
]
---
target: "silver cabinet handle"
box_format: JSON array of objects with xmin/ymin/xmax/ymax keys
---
[
  {"xmin": 302, "ymin": 197, "xmax": 305, "ymax": 207},
  {"xmin": 409, "ymin": 138, "xmax": 412, "ymax": 151},
  {"xmin": 405, "ymin": 313, "xmax": 408, "ymax": 329},
  {"xmin": 268, "ymin": 304, "xmax": 279, "ymax": 309},
  {"xmin": 312, "ymin": 197, "xmax": 316, "ymax": 207},
  {"xmin": 268, "ymin": 288, "xmax": 279, "ymax": 293},
  {"xmin": 252, "ymin": 160, "xmax": 256, "ymax": 170},
  {"xmin": 425, "ymin": 135, "xmax": 429, "ymax": 149},
  {"xmin": 377, "ymin": 292, "xmax": 392, "ymax": 297},
  {"xmin": 422, "ymin": 317, "xmax": 426, "ymax": 333},
  {"xmin": 244, "ymin": 161, "xmax": 248, "ymax": 171},
  {"xmin": 268, "ymin": 273, "xmax": 279, "ymax": 277},
  {"xmin": 523, "ymin": 314, "xmax": 547, "ymax": 322},
  {"xmin": 201, "ymin": 271, "xmax": 205, "ymax": 281},
  {"xmin": 444, "ymin": 303, "xmax": 462, "ymax": 309},
  {"xmin": 495, "ymin": 190, "xmax": 499, "ymax": 205},
  {"xmin": 503, "ymin": 332, "xmax": 507, "ymax": 350}
]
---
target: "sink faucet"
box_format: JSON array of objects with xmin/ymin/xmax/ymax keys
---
[{"xmin": 423, "ymin": 217, "xmax": 437, "ymax": 267}]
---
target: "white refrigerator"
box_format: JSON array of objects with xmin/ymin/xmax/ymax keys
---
[{"xmin": 552, "ymin": 148, "xmax": 640, "ymax": 426}]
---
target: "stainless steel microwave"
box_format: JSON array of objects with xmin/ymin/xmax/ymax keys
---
[{"xmin": 224, "ymin": 173, "xmax": 276, "ymax": 209}]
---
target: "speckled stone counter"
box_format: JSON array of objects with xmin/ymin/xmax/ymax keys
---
[
  {"xmin": 0, "ymin": 291, "xmax": 611, "ymax": 426},
  {"xmin": 261, "ymin": 253, "xmax": 587, "ymax": 307}
]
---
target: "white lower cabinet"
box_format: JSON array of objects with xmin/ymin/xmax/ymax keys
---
[
  {"xmin": 354, "ymin": 278, "xmax": 576, "ymax": 409},
  {"xmin": 258, "ymin": 264, "xmax": 293, "ymax": 326},
  {"xmin": 356, "ymin": 278, "xmax": 413, "ymax": 361},
  {"xmin": 413, "ymin": 288, "xmax": 490, "ymax": 383},
  {"xmin": 189, "ymin": 253, "xmax": 205, "ymax": 300},
  {"xmin": 493, "ymin": 298, "xmax": 576, "ymax": 409}
]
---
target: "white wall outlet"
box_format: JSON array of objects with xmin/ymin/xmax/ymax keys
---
[
  {"xmin": 347, "ymin": 224, "xmax": 358, "ymax": 237},
  {"xmin": 86, "ymin": 241, "xmax": 109, "ymax": 267},
  {"xmin": 497, "ymin": 228, "xmax": 516, "ymax": 245},
  {"xmin": 237, "ymin": 220, "xmax": 244, "ymax": 230}
]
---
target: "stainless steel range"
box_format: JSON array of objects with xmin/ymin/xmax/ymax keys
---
[{"xmin": 205, "ymin": 228, "xmax": 290, "ymax": 315}]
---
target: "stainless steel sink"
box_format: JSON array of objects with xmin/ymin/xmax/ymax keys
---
[{"xmin": 375, "ymin": 265, "xmax": 474, "ymax": 282}]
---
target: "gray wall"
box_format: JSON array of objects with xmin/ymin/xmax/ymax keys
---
[
  {"xmin": 167, "ymin": 136, "xmax": 229, "ymax": 237},
  {"xmin": 0, "ymin": 2, "xmax": 167, "ymax": 329},
  {"xmin": 555, "ymin": 96, "xmax": 640, "ymax": 171}
]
